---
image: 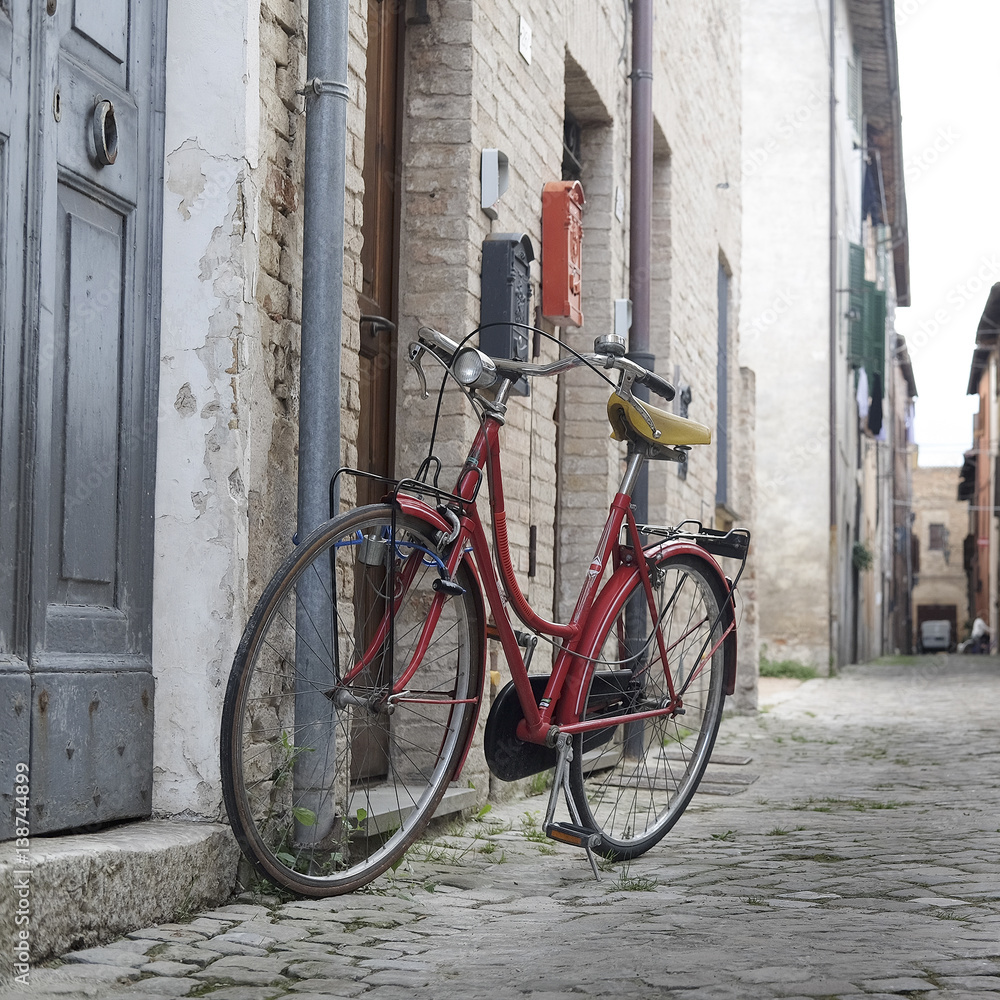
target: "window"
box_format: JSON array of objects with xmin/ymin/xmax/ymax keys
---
[
  {"xmin": 562, "ymin": 108, "xmax": 582, "ymax": 182},
  {"xmin": 929, "ymin": 523, "xmax": 946, "ymax": 551}
]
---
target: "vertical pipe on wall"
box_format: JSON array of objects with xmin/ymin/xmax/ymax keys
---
[
  {"xmin": 299, "ymin": 0, "xmax": 349, "ymax": 536},
  {"xmin": 627, "ymin": 0, "xmax": 654, "ymax": 515},
  {"xmin": 828, "ymin": 0, "xmax": 839, "ymax": 669},
  {"xmin": 294, "ymin": 0, "xmax": 350, "ymax": 844},
  {"xmin": 624, "ymin": 0, "xmax": 654, "ymax": 755}
]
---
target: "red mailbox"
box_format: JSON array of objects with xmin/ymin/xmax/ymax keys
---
[{"xmin": 541, "ymin": 180, "xmax": 585, "ymax": 327}]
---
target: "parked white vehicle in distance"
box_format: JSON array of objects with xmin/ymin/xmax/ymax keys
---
[{"xmin": 919, "ymin": 620, "xmax": 951, "ymax": 653}]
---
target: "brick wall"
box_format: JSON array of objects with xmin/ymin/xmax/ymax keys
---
[
  {"xmin": 249, "ymin": 0, "xmax": 369, "ymax": 596},
  {"xmin": 249, "ymin": 0, "xmax": 307, "ymax": 597}
]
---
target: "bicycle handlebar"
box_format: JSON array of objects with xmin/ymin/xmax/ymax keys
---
[{"xmin": 413, "ymin": 326, "xmax": 675, "ymax": 403}]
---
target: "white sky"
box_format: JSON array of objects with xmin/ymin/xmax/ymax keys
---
[{"xmin": 893, "ymin": 0, "xmax": 1000, "ymax": 467}]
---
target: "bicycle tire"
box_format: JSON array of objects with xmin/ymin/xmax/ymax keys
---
[
  {"xmin": 568, "ymin": 551, "xmax": 730, "ymax": 860},
  {"xmin": 221, "ymin": 504, "xmax": 485, "ymax": 896}
]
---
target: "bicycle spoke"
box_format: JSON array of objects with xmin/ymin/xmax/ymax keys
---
[
  {"xmin": 221, "ymin": 508, "xmax": 484, "ymax": 895},
  {"xmin": 570, "ymin": 553, "xmax": 729, "ymax": 860}
]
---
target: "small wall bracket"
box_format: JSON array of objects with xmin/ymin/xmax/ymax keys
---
[{"xmin": 481, "ymin": 148, "xmax": 509, "ymax": 220}]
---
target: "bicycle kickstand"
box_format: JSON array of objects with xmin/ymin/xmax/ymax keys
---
[{"xmin": 542, "ymin": 732, "xmax": 602, "ymax": 881}]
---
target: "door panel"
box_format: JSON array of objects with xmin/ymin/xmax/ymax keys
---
[
  {"xmin": 358, "ymin": 0, "xmax": 401, "ymax": 510},
  {"xmin": 60, "ymin": 201, "xmax": 123, "ymax": 591},
  {"xmin": 72, "ymin": 0, "xmax": 129, "ymax": 66},
  {"xmin": 29, "ymin": 671, "xmax": 154, "ymax": 831}
]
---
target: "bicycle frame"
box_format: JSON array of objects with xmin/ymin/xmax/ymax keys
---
[{"xmin": 352, "ymin": 375, "xmax": 737, "ymax": 759}]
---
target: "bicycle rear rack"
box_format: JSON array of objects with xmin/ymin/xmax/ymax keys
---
[{"xmin": 639, "ymin": 521, "xmax": 751, "ymax": 562}]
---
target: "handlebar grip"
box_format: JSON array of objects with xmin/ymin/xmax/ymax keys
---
[{"xmin": 639, "ymin": 370, "xmax": 675, "ymax": 402}]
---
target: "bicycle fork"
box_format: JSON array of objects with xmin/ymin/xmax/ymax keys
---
[{"xmin": 542, "ymin": 732, "xmax": 602, "ymax": 881}]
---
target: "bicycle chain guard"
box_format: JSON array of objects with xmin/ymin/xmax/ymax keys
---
[
  {"xmin": 484, "ymin": 669, "xmax": 636, "ymax": 781},
  {"xmin": 484, "ymin": 675, "xmax": 556, "ymax": 781}
]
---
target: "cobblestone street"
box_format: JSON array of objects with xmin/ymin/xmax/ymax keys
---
[{"xmin": 12, "ymin": 657, "xmax": 1000, "ymax": 1000}]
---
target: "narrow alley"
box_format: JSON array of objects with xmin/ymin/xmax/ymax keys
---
[{"xmin": 17, "ymin": 656, "xmax": 1000, "ymax": 1000}]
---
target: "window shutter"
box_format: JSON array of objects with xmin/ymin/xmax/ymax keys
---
[
  {"xmin": 848, "ymin": 243, "xmax": 865, "ymax": 364},
  {"xmin": 863, "ymin": 281, "xmax": 886, "ymax": 380},
  {"xmin": 848, "ymin": 47, "xmax": 862, "ymax": 135}
]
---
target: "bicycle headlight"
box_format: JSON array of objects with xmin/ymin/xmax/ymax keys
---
[{"xmin": 453, "ymin": 348, "xmax": 499, "ymax": 388}]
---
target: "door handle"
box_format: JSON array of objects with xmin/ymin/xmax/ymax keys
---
[
  {"xmin": 92, "ymin": 100, "xmax": 119, "ymax": 166},
  {"xmin": 360, "ymin": 315, "xmax": 396, "ymax": 336}
]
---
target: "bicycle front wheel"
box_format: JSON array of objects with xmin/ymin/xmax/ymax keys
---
[
  {"xmin": 569, "ymin": 552, "xmax": 730, "ymax": 860},
  {"xmin": 221, "ymin": 505, "xmax": 485, "ymax": 896}
]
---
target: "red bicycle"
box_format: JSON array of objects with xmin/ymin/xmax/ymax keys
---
[{"xmin": 221, "ymin": 325, "xmax": 749, "ymax": 895}]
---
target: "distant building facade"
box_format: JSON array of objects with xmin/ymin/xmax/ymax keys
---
[
  {"xmin": 961, "ymin": 283, "xmax": 1000, "ymax": 643},
  {"xmin": 741, "ymin": 0, "xmax": 913, "ymax": 670},
  {"xmin": 911, "ymin": 465, "xmax": 968, "ymax": 650}
]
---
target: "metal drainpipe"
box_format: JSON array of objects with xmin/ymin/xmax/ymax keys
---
[
  {"xmin": 294, "ymin": 0, "xmax": 350, "ymax": 845},
  {"xmin": 827, "ymin": 0, "xmax": 839, "ymax": 670},
  {"xmin": 624, "ymin": 0, "xmax": 653, "ymax": 756},
  {"xmin": 299, "ymin": 0, "xmax": 349, "ymax": 534},
  {"xmin": 627, "ymin": 0, "xmax": 654, "ymax": 398}
]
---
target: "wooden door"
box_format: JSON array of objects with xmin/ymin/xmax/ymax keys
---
[
  {"xmin": 353, "ymin": 0, "xmax": 403, "ymax": 781},
  {"xmin": 358, "ymin": 0, "xmax": 401, "ymax": 507}
]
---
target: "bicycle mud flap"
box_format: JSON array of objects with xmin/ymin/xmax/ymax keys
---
[{"xmin": 484, "ymin": 675, "xmax": 556, "ymax": 781}]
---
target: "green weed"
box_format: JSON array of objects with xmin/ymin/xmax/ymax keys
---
[
  {"xmin": 528, "ymin": 769, "xmax": 554, "ymax": 796},
  {"xmin": 608, "ymin": 864, "xmax": 659, "ymax": 892},
  {"xmin": 759, "ymin": 657, "xmax": 818, "ymax": 680}
]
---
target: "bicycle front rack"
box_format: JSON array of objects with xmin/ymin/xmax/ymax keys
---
[{"xmin": 330, "ymin": 466, "xmax": 478, "ymax": 521}]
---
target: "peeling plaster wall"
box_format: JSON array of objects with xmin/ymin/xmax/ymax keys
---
[{"xmin": 152, "ymin": 0, "xmax": 262, "ymax": 818}]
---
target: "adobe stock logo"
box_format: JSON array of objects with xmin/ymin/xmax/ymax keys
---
[
  {"xmin": 896, "ymin": 0, "xmax": 937, "ymax": 28},
  {"xmin": 904, "ymin": 127, "xmax": 960, "ymax": 184}
]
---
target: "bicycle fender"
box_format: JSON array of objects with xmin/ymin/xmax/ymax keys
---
[
  {"xmin": 393, "ymin": 494, "xmax": 453, "ymax": 533},
  {"xmin": 390, "ymin": 496, "xmax": 491, "ymax": 776},
  {"xmin": 643, "ymin": 539, "xmax": 738, "ymax": 695},
  {"xmin": 571, "ymin": 542, "xmax": 738, "ymax": 707}
]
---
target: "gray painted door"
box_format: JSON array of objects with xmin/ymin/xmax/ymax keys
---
[{"xmin": 0, "ymin": 1, "xmax": 165, "ymax": 838}]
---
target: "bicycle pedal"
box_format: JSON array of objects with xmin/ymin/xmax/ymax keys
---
[
  {"xmin": 432, "ymin": 576, "xmax": 466, "ymax": 596},
  {"xmin": 544, "ymin": 822, "xmax": 602, "ymax": 850}
]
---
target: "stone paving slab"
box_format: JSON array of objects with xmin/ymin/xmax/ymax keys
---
[{"xmin": 6, "ymin": 658, "xmax": 1000, "ymax": 999}]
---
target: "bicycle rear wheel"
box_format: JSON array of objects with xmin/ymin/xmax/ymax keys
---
[
  {"xmin": 569, "ymin": 552, "xmax": 730, "ymax": 860},
  {"xmin": 221, "ymin": 505, "xmax": 485, "ymax": 896}
]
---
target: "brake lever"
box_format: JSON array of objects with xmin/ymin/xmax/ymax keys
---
[
  {"xmin": 617, "ymin": 369, "xmax": 661, "ymax": 439},
  {"xmin": 407, "ymin": 341, "xmax": 454, "ymax": 400},
  {"xmin": 407, "ymin": 343, "xmax": 431, "ymax": 399}
]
